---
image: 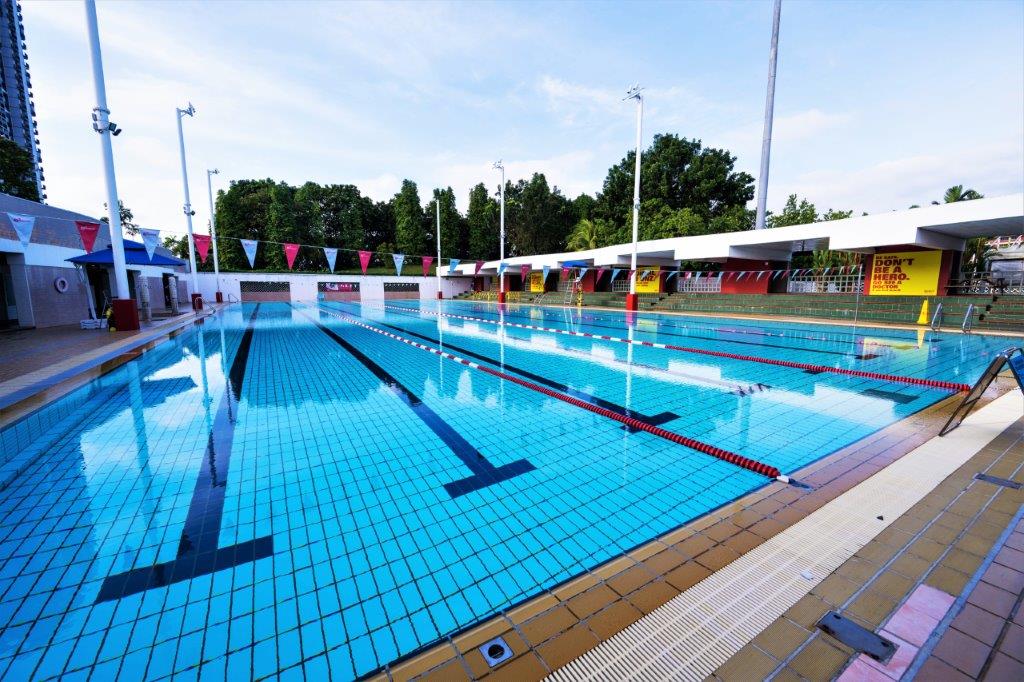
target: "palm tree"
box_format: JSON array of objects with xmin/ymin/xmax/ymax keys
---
[
  {"xmin": 943, "ymin": 184, "xmax": 984, "ymax": 203},
  {"xmin": 566, "ymin": 219, "xmax": 608, "ymax": 251}
]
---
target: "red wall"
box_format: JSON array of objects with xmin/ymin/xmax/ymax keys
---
[{"xmin": 720, "ymin": 259, "xmax": 773, "ymax": 294}]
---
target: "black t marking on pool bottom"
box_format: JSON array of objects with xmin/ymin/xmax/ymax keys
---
[
  {"xmin": 304, "ymin": 309, "xmax": 536, "ymax": 498},
  {"xmin": 96, "ymin": 304, "xmax": 273, "ymax": 603}
]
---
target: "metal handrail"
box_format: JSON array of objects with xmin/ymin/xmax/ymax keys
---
[
  {"xmin": 940, "ymin": 346, "xmax": 1022, "ymax": 436},
  {"xmin": 930, "ymin": 301, "xmax": 943, "ymax": 331},
  {"xmin": 962, "ymin": 303, "xmax": 975, "ymax": 333}
]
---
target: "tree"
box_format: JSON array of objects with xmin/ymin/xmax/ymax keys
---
[
  {"xmin": 595, "ymin": 134, "xmax": 754, "ymax": 230},
  {"xmin": 0, "ymin": 138, "xmax": 39, "ymax": 202},
  {"xmin": 505, "ymin": 173, "xmax": 575, "ymax": 256},
  {"xmin": 102, "ymin": 200, "xmax": 140, "ymax": 235},
  {"xmin": 944, "ymin": 185, "xmax": 984, "ymax": 203},
  {"xmin": 767, "ymin": 195, "xmax": 818, "ymax": 228},
  {"xmin": 392, "ymin": 180, "xmax": 426, "ymax": 256},
  {"xmin": 566, "ymin": 218, "xmax": 613, "ymax": 251},
  {"xmin": 770, "ymin": 195, "xmax": 855, "ymax": 267},
  {"xmin": 466, "ymin": 182, "xmax": 498, "ymax": 259},
  {"xmin": 426, "ymin": 187, "xmax": 466, "ymax": 263}
]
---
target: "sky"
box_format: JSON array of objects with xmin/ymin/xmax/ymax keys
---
[{"xmin": 22, "ymin": 0, "xmax": 1024, "ymax": 238}]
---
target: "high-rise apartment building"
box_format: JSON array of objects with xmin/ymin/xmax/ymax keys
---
[{"xmin": 0, "ymin": 0, "xmax": 43, "ymax": 201}]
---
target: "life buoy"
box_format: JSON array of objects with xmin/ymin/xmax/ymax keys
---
[{"xmin": 54, "ymin": 277, "xmax": 69, "ymax": 293}]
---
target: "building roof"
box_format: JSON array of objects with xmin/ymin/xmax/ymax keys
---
[
  {"xmin": 442, "ymin": 193, "xmax": 1024, "ymax": 276},
  {"xmin": 66, "ymin": 239, "xmax": 185, "ymax": 267}
]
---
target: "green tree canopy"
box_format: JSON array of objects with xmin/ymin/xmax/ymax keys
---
[
  {"xmin": 0, "ymin": 138, "xmax": 39, "ymax": 202},
  {"xmin": 393, "ymin": 180, "xmax": 427, "ymax": 257},
  {"xmin": 466, "ymin": 182, "xmax": 499, "ymax": 260}
]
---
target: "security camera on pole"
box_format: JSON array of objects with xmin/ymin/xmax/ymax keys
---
[
  {"xmin": 176, "ymin": 103, "xmax": 202, "ymax": 310},
  {"xmin": 624, "ymin": 85, "xmax": 643, "ymax": 312},
  {"xmin": 493, "ymin": 160, "xmax": 506, "ymax": 303},
  {"xmin": 206, "ymin": 168, "xmax": 223, "ymax": 302},
  {"xmin": 84, "ymin": 0, "xmax": 138, "ymax": 330}
]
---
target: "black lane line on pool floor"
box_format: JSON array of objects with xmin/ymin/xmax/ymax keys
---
[
  {"xmin": 96, "ymin": 304, "xmax": 274, "ymax": 603},
  {"xmin": 325, "ymin": 303, "xmax": 680, "ymax": 429},
  {"xmin": 300, "ymin": 307, "xmax": 536, "ymax": 498}
]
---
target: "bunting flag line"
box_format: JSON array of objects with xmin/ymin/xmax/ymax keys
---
[
  {"xmin": 639, "ymin": 270, "xmax": 650, "ymax": 280},
  {"xmin": 392, "ymin": 253, "xmax": 405, "ymax": 276},
  {"xmin": 694, "ymin": 272, "xmax": 702, "ymax": 280},
  {"xmin": 772, "ymin": 269, "xmax": 784, "ymax": 280},
  {"xmin": 756, "ymin": 270, "xmax": 765, "ymax": 281},
  {"xmin": 542, "ymin": 265, "xmax": 551, "ymax": 281},
  {"xmin": 358, "ymin": 250, "xmax": 372, "ymax": 274},
  {"xmin": 737, "ymin": 271, "xmax": 748, "ymax": 281},
  {"xmin": 609, "ymin": 269, "xmax": 621, "ymax": 283},
  {"xmin": 520, "ymin": 264, "xmax": 530, "ymax": 281},
  {"xmin": 7, "ymin": 213, "xmax": 35, "ymax": 248},
  {"xmin": 497, "ymin": 262, "xmax": 508, "ymax": 277},
  {"xmin": 422, "ymin": 256, "xmax": 433, "ymax": 277},
  {"xmin": 140, "ymin": 228, "xmax": 160, "ymax": 261},
  {"xmin": 241, "ymin": 239, "xmax": 259, "ymax": 268},
  {"xmin": 561, "ymin": 266, "xmax": 569, "ymax": 280},
  {"xmin": 665, "ymin": 271, "xmax": 679, "ymax": 281},
  {"xmin": 577, "ymin": 267, "xmax": 589, "ymax": 281},
  {"xmin": 194, "ymin": 234, "xmax": 212, "ymax": 264},
  {"xmin": 284, "ymin": 243, "xmax": 300, "ymax": 270},
  {"xmin": 448, "ymin": 258, "xmax": 460, "ymax": 273},
  {"xmin": 474, "ymin": 260, "xmax": 484, "ymax": 275},
  {"xmin": 75, "ymin": 221, "xmax": 100, "ymax": 253},
  {"xmin": 596, "ymin": 267, "xmax": 607, "ymax": 280},
  {"xmin": 324, "ymin": 247, "xmax": 338, "ymax": 273}
]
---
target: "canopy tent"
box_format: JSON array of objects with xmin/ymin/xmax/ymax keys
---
[{"xmin": 66, "ymin": 239, "xmax": 185, "ymax": 267}]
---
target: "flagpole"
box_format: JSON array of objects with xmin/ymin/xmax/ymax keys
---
[
  {"xmin": 624, "ymin": 85, "xmax": 643, "ymax": 312},
  {"xmin": 175, "ymin": 103, "xmax": 200, "ymax": 309},
  {"xmin": 494, "ymin": 161, "xmax": 506, "ymax": 303},
  {"xmin": 755, "ymin": 0, "xmax": 783, "ymax": 230},
  {"xmin": 206, "ymin": 168, "xmax": 222, "ymax": 302},
  {"xmin": 436, "ymin": 192, "xmax": 442, "ymax": 300},
  {"xmin": 84, "ymin": 0, "xmax": 134, "ymax": 325}
]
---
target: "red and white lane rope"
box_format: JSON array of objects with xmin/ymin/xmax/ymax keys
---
[
  {"xmin": 371, "ymin": 303, "xmax": 971, "ymax": 394},
  {"xmin": 313, "ymin": 305, "xmax": 788, "ymax": 482}
]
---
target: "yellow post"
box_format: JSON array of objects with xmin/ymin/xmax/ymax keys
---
[{"xmin": 916, "ymin": 299, "xmax": 929, "ymax": 325}]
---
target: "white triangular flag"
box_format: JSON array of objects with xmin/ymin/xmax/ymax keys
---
[
  {"xmin": 324, "ymin": 247, "xmax": 338, "ymax": 273},
  {"xmin": 7, "ymin": 213, "xmax": 35, "ymax": 248},
  {"xmin": 140, "ymin": 228, "xmax": 160, "ymax": 261}
]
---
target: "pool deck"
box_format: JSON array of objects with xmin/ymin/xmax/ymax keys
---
[
  {"xmin": 374, "ymin": 379, "xmax": 1022, "ymax": 681},
  {"xmin": 2, "ymin": 302, "xmax": 1021, "ymax": 681}
]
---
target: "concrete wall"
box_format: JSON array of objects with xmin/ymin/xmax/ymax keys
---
[
  {"xmin": 194, "ymin": 272, "xmax": 472, "ymax": 302},
  {"xmin": 27, "ymin": 264, "xmax": 92, "ymax": 327}
]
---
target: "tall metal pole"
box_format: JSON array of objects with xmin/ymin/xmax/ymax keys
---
[
  {"xmin": 176, "ymin": 104, "xmax": 199, "ymax": 305},
  {"xmin": 206, "ymin": 168, "xmax": 221, "ymax": 301},
  {"xmin": 625, "ymin": 86, "xmax": 643, "ymax": 310},
  {"xmin": 435, "ymin": 191, "xmax": 442, "ymax": 299},
  {"xmin": 755, "ymin": 0, "xmax": 782, "ymax": 230},
  {"xmin": 84, "ymin": 0, "xmax": 129, "ymax": 301},
  {"xmin": 494, "ymin": 161, "xmax": 506, "ymax": 300}
]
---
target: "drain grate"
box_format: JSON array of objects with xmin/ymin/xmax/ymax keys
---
[
  {"xmin": 975, "ymin": 473, "xmax": 1023, "ymax": 490},
  {"xmin": 817, "ymin": 611, "xmax": 896, "ymax": 663},
  {"xmin": 479, "ymin": 636, "xmax": 513, "ymax": 667}
]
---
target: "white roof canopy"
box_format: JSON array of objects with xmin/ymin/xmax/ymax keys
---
[{"xmin": 442, "ymin": 193, "xmax": 1024, "ymax": 276}]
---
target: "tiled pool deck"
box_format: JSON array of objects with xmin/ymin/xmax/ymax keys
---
[{"xmin": 1, "ymin": 308, "xmax": 1021, "ymax": 681}]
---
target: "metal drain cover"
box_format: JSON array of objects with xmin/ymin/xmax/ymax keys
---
[
  {"xmin": 817, "ymin": 611, "xmax": 896, "ymax": 663},
  {"xmin": 479, "ymin": 636, "xmax": 513, "ymax": 667}
]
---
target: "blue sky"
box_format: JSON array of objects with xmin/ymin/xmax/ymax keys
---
[{"xmin": 23, "ymin": 0, "xmax": 1024, "ymax": 238}]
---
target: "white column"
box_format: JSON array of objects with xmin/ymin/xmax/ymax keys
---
[
  {"xmin": 436, "ymin": 193, "xmax": 442, "ymax": 295},
  {"xmin": 755, "ymin": 0, "xmax": 783, "ymax": 230},
  {"xmin": 176, "ymin": 106, "xmax": 199, "ymax": 297},
  {"xmin": 84, "ymin": 0, "xmax": 129, "ymax": 300},
  {"xmin": 628, "ymin": 90, "xmax": 643, "ymax": 294},
  {"xmin": 206, "ymin": 169, "xmax": 221, "ymax": 294},
  {"xmin": 499, "ymin": 165, "xmax": 506, "ymax": 293}
]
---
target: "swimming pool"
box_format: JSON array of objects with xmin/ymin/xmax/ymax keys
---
[{"xmin": 0, "ymin": 300, "xmax": 1016, "ymax": 679}]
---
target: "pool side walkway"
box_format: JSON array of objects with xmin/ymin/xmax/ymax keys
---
[
  {"xmin": 0, "ymin": 308, "xmax": 213, "ymax": 429},
  {"xmin": 376, "ymin": 380, "xmax": 1020, "ymax": 681}
]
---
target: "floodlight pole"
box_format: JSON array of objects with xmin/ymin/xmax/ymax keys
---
[
  {"xmin": 625, "ymin": 86, "xmax": 643, "ymax": 311},
  {"xmin": 206, "ymin": 168, "xmax": 222, "ymax": 302},
  {"xmin": 176, "ymin": 104, "xmax": 200, "ymax": 309},
  {"xmin": 755, "ymin": 0, "xmax": 782, "ymax": 230},
  {"xmin": 435, "ymin": 192, "xmax": 442, "ymax": 299},
  {"xmin": 84, "ymin": 0, "xmax": 135, "ymax": 328},
  {"xmin": 494, "ymin": 161, "xmax": 506, "ymax": 303}
]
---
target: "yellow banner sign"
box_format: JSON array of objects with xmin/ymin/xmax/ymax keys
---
[
  {"xmin": 636, "ymin": 270, "xmax": 661, "ymax": 293},
  {"xmin": 528, "ymin": 271, "xmax": 545, "ymax": 293},
  {"xmin": 869, "ymin": 250, "xmax": 941, "ymax": 296}
]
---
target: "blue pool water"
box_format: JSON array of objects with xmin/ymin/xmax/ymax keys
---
[{"xmin": 0, "ymin": 300, "xmax": 1017, "ymax": 680}]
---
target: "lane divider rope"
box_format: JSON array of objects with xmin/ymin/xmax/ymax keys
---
[
  {"xmin": 375, "ymin": 303, "xmax": 971, "ymax": 394},
  {"xmin": 315, "ymin": 305, "xmax": 788, "ymax": 482}
]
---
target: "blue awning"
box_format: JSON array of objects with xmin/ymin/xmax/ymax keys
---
[{"xmin": 67, "ymin": 239, "xmax": 185, "ymax": 267}]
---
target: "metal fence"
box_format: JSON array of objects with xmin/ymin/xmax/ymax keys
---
[
  {"xmin": 948, "ymin": 272, "xmax": 1024, "ymax": 296},
  {"xmin": 786, "ymin": 274, "xmax": 864, "ymax": 294}
]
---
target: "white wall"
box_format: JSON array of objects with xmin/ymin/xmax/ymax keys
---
[{"xmin": 193, "ymin": 272, "xmax": 473, "ymax": 301}]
